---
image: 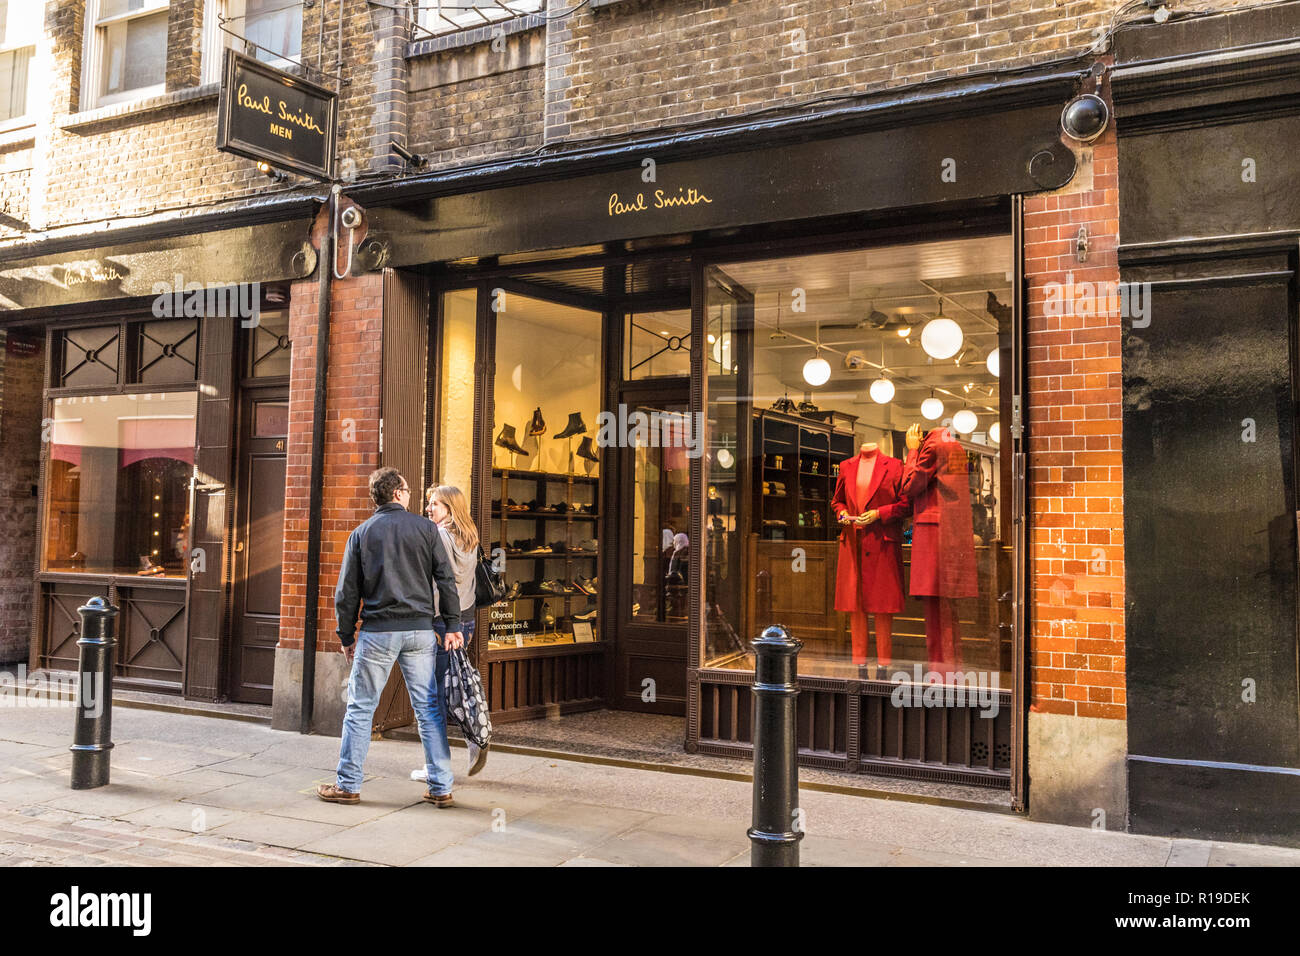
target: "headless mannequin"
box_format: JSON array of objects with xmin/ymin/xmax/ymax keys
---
[{"xmin": 844, "ymin": 442, "xmax": 893, "ymax": 668}]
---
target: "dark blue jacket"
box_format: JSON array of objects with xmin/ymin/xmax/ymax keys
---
[{"xmin": 335, "ymin": 502, "xmax": 461, "ymax": 646}]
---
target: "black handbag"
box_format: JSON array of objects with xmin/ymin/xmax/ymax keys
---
[{"xmin": 474, "ymin": 544, "xmax": 507, "ymax": 606}]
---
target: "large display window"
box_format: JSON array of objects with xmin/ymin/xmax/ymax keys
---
[
  {"xmin": 703, "ymin": 236, "xmax": 1013, "ymax": 687},
  {"xmin": 488, "ymin": 292, "xmax": 603, "ymax": 650},
  {"xmin": 43, "ymin": 391, "xmax": 198, "ymax": 578}
]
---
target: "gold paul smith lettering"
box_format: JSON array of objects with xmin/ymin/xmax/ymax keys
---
[
  {"xmin": 236, "ymin": 83, "xmax": 325, "ymax": 136},
  {"xmin": 63, "ymin": 265, "xmax": 122, "ymax": 286},
  {"xmin": 608, "ymin": 187, "xmax": 713, "ymax": 217}
]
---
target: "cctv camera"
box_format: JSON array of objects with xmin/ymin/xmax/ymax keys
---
[{"xmin": 1061, "ymin": 93, "xmax": 1109, "ymax": 143}]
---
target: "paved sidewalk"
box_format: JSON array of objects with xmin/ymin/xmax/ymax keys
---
[{"xmin": 1, "ymin": 704, "xmax": 1297, "ymax": 867}]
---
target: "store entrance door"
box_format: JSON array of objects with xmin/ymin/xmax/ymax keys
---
[
  {"xmin": 613, "ymin": 386, "xmax": 692, "ymax": 715},
  {"xmin": 229, "ymin": 385, "xmax": 288, "ymax": 704}
]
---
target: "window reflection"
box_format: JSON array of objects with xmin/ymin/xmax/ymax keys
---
[{"xmin": 44, "ymin": 392, "xmax": 197, "ymax": 577}]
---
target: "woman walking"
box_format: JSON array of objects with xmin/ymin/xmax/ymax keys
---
[{"xmin": 413, "ymin": 485, "xmax": 490, "ymax": 778}]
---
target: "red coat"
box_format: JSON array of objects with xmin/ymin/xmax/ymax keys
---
[
  {"xmin": 902, "ymin": 427, "xmax": 978, "ymax": 598},
  {"xmin": 831, "ymin": 451, "xmax": 908, "ymax": 613}
]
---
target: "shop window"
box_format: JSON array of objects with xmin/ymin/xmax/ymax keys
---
[
  {"xmin": 247, "ymin": 310, "xmax": 291, "ymax": 378},
  {"xmin": 418, "ymin": 0, "xmax": 544, "ymax": 37},
  {"xmin": 43, "ymin": 392, "xmax": 197, "ymax": 578},
  {"xmin": 437, "ymin": 289, "xmax": 477, "ymax": 491},
  {"xmin": 488, "ymin": 292, "xmax": 602, "ymax": 649},
  {"xmin": 135, "ymin": 319, "xmax": 198, "ymax": 384},
  {"xmin": 0, "ymin": 1, "xmax": 37, "ymax": 124},
  {"xmin": 83, "ymin": 0, "xmax": 169, "ymax": 108},
  {"xmin": 703, "ymin": 237, "xmax": 1013, "ymax": 689},
  {"xmin": 58, "ymin": 326, "xmax": 121, "ymax": 389}
]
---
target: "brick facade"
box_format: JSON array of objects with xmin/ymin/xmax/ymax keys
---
[
  {"xmin": 1024, "ymin": 121, "xmax": 1125, "ymax": 723},
  {"xmin": 278, "ymin": 212, "xmax": 383, "ymax": 656},
  {"xmin": 0, "ymin": 336, "xmax": 44, "ymax": 662}
]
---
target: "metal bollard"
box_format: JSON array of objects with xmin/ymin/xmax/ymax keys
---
[
  {"xmin": 748, "ymin": 624, "xmax": 803, "ymax": 867},
  {"xmin": 70, "ymin": 596, "xmax": 118, "ymax": 790}
]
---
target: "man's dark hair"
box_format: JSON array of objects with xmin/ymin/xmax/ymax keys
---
[{"xmin": 369, "ymin": 467, "xmax": 405, "ymax": 507}]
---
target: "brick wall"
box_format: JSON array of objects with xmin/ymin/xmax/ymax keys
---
[
  {"xmin": 1024, "ymin": 113, "xmax": 1125, "ymax": 721},
  {"xmin": 0, "ymin": 335, "xmax": 44, "ymax": 662},
  {"xmin": 278, "ymin": 214, "xmax": 383, "ymax": 654},
  {"xmin": 409, "ymin": 64, "xmax": 546, "ymax": 168}
]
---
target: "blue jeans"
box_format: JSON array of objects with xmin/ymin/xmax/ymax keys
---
[
  {"xmin": 336, "ymin": 629, "xmax": 454, "ymax": 795},
  {"xmin": 433, "ymin": 617, "xmax": 476, "ymax": 727}
]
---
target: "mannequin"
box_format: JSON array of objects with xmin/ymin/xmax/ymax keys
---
[
  {"xmin": 902, "ymin": 423, "xmax": 978, "ymax": 677},
  {"xmin": 832, "ymin": 440, "xmax": 908, "ymax": 678}
]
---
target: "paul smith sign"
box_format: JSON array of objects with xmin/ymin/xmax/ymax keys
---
[
  {"xmin": 608, "ymin": 185, "xmax": 714, "ymax": 217},
  {"xmin": 216, "ymin": 50, "xmax": 336, "ymax": 181}
]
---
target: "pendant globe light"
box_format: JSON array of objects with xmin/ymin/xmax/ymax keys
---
[
  {"xmin": 802, "ymin": 320, "xmax": 831, "ymax": 387},
  {"xmin": 988, "ymin": 421, "xmax": 1001, "ymax": 444},
  {"xmin": 869, "ymin": 342, "xmax": 894, "ymax": 404},
  {"xmin": 953, "ymin": 406, "xmax": 978, "ymax": 435},
  {"xmin": 920, "ymin": 298, "xmax": 963, "ymax": 360},
  {"xmin": 921, "ymin": 389, "xmax": 944, "ymax": 421},
  {"xmin": 986, "ymin": 348, "xmax": 1000, "ymax": 377}
]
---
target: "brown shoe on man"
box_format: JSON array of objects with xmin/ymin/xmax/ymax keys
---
[
  {"xmin": 317, "ymin": 783, "xmax": 360, "ymax": 804},
  {"xmin": 423, "ymin": 790, "xmax": 455, "ymax": 808}
]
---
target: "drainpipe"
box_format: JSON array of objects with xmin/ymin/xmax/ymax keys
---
[{"xmin": 300, "ymin": 184, "xmax": 339, "ymax": 734}]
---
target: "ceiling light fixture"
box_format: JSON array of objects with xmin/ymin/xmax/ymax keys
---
[
  {"xmin": 802, "ymin": 321, "xmax": 831, "ymax": 387},
  {"xmin": 989, "ymin": 421, "xmax": 1001, "ymax": 444},
  {"xmin": 953, "ymin": 406, "xmax": 978, "ymax": 434},
  {"xmin": 921, "ymin": 390, "xmax": 944, "ymax": 421},
  {"xmin": 869, "ymin": 342, "xmax": 894, "ymax": 404},
  {"xmin": 987, "ymin": 349, "xmax": 1001, "ymax": 377},
  {"xmin": 920, "ymin": 298, "xmax": 963, "ymax": 360}
]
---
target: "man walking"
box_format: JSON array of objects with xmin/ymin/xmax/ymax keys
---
[{"xmin": 318, "ymin": 467, "xmax": 465, "ymax": 808}]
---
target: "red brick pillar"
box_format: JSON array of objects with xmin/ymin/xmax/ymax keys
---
[
  {"xmin": 1023, "ymin": 114, "xmax": 1127, "ymax": 828},
  {"xmin": 272, "ymin": 204, "xmax": 383, "ymax": 733}
]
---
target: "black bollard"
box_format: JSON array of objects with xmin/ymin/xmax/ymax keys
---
[
  {"xmin": 70, "ymin": 596, "xmax": 118, "ymax": 790},
  {"xmin": 748, "ymin": 623, "xmax": 803, "ymax": 867}
]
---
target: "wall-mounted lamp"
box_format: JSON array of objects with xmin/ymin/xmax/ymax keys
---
[
  {"xmin": 256, "ymin": 161, "xmax": 288, "ymax": 183},
  {"xmin": 392, "ymin": 140, "xmax": 428, "ymax": 169}
]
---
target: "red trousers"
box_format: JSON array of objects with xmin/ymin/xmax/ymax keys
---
[
  {"xmin": 849, "ymin": 612, "xmax": 893, "ymax": 666},
  {"xmin": 924, "ymin": 597, "xmax": 962, "ymax": 674}
]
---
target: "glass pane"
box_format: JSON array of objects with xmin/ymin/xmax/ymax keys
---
[
  {"xmin": 136, "ymin": 319, "xmax": 198, "ymax": 384},
  {"xmin": 626, "ymin": 310, "xmax": 690, "ymax": 380},
  {"xmin": 101, "ymin": 12, "xmax": 167, "ymax": 98},
  {"xmin": 487, "ymin": 292, "xmax": 602, "ymax": 649},
  {"xmin": 44, "ymin": 392, "xmax": 198, "ymax": 578},
  {"xmin": 437, "ymin": 289, "xmax": 476, "ymax": 491},
  {"xmin": 628, "ymin": 403, "xmax": 691, "ymax": 624},
  {"xmin": 60, "ymin": 326, "xmax": 120, "ymax": 388},
  {"xmin": 704, "ymin": 238, "xmax": 1013, "ymax": 691},
  {"xmin": 101, "ymin": 0, "xmax": 155, "ymax": 19},
  {"xmin": 247, "ymin": 310, "xmax": 291, "ymax": 378},
  {"xmin": 0, "ymin": 46, "xmax": 30, "ymax": 122},
  {"xmin": 252, "ymin": 399, "xmax": 288, "ymax": 437},
  {"xmin": 247, "ymin": 0, "xmax": 303, "ymax": 60}
]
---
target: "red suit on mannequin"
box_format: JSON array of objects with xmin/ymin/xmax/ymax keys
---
[
  {"xmin": 832, "ymin": 444, "xmax": 908, "ymax": 672},
  {"xmin": 902, "ymin": 424, "xmax": 977, "ymax": 675}
]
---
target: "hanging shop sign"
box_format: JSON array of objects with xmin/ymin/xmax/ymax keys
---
[{"xmin": 217, "ymin": 50, "xmax": 337, "ymax": 181}]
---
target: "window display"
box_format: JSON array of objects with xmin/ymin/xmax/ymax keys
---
[
  {"xmin": 703, "ymin": 236, "xmax": 1012, "ymax": 687},
  {"xmin": 488, "ymin": 293, "xmax": 602, "ymax": 649},
  {"xmin": 43, "ymin": 391, "xmax": 198, "ymax": 577}
]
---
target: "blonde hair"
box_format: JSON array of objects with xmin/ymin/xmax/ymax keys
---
[{"xmin": 427, "ymin": 485, "xmax": 479, "ymax": 553}]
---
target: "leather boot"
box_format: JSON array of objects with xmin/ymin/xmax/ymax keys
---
[
  {"xmin": 527, "ymin": 407, "xmax": 546, "ymax": 436},
  {"xmin": 495, "ymin": 423, "xmax": 529, "ymax": 456},
  {"xmin": 554, "ymin": 412, "xmax": 588, "ymax": 439},
  {"xmin": 576, "ymin": 436, "xmax": 600, "ymax": 462}
]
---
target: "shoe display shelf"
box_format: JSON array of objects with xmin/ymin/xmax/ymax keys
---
[{"xmin": 488, "ymin": 467, "xmax": 600, "ymax": 652}]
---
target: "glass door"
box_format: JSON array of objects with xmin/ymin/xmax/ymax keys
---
[{"xmin": 615, "ymin": 389, "xmax": 692, "ymax": 715}]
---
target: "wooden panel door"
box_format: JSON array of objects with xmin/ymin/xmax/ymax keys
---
[{"xmin": 228, "ymin": 385, "xmax": 288, "ymax": 704}]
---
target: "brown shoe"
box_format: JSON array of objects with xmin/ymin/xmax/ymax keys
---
[
  {"xmin": 317, "ymin": 783, "xmax": 360, "ymax": 804},
  {"xmin": 423, "ymin": 790, "xmax": 454, "ymax": 808}
]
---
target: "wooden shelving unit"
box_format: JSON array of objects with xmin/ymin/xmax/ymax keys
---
[{"xmin": 751, "ymin": 409, "xmax": 856, "ymax": 540}]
